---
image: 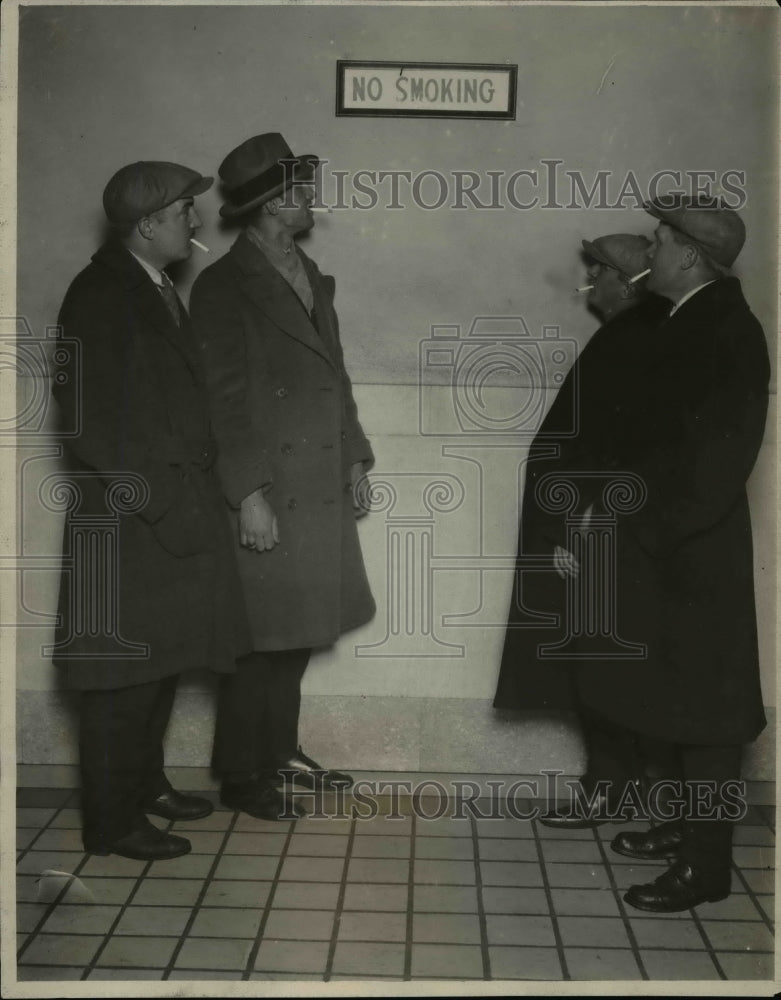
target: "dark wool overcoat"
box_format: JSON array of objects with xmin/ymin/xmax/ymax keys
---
[
  {"xmin": 189, "ymin": 234, "xmax": 375, "ymax": 651},
  {"xmin": 494, "ymin": 280, "xmax": 769, "ymax": 745},
  {"xmin": 52, "ymin": 241, "xmax": 251, "ymax": 689}
]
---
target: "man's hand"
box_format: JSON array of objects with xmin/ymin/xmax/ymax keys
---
[
  {"xmin": 554, "ymin": 544, "xmax": 579, "ymax": 579},
  {"xmin": 351, "ymin": 462, "xmax": 370, "ymax": 519},
  {"xmin": 239, "ymin": 490, "xmax": 279, "ymax": 551}
]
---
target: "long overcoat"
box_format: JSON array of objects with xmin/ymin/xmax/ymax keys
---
[
  {"xmin": 495, "ymin": 280, "xmax": 769, "ymax": 745},
  {"xmin": 52, "ymin": 241, "xmax": 251, "ymax": 689},
  {"xmin": 189, "ymin": 233, "xmax": 375, "ymax": 651}
]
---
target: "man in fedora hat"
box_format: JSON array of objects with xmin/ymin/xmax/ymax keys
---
[
  {"xmin": 494, "ymin": 234, "xmax": 668, "ymax": 826},
  {"xmin": 52, "ymin": 161, "xmax": 251, "ymax": 859},
  {"xmin": 598, "ymin": 197, "xmax": 770, "ymax": 912},
  {"xmin": 190, "ymin": 133, "xmax": 375, "ymax": 820}
]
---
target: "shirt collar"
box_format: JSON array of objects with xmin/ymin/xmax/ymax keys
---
[
  {"xmin": 128, "ymin": 249, "xmax": 165, "ymax": 288},
  {"xmin": 669, "ymin": 280, "xmax": 717, "ymax": 316}
]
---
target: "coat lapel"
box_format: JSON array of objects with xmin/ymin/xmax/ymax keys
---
[
  {"xmin": 230, "ymin": 233, "xmax": 337, "ymax": 370},
  {"xmin": 93, "ymin": 241, "xmax": 201, "ymax": 375}
]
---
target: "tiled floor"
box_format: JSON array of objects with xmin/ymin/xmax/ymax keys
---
[{"xmin": 13, "ymin": 782, "xmax": 775, "ymax": 984}]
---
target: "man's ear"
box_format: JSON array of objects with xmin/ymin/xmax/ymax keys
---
[
  {"xmin": 136, "ymin": 216, "xmax": 154, "ymax": 241},
  {"xmin": 620, "ymin": 279, "xmax": 636, "ymax": 300},
  {"xmin": 680, "ymin": 243, "xmax": 699, "ymax": 271},
  {"xmin": 264, "ymin": 198, "xmax": 280, "ymax": 217}
]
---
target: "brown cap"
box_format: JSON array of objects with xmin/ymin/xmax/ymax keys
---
[
  {"xmin": 581, "ymin": 234, "xmax": 652, "ymax": 281},
  {"xmin": 644, "ymin": 195, "xmax": 745, "ymax": 267},
  {"xmin": 103, "ymin": 161, "xmax": 213, "ymax": 226}
]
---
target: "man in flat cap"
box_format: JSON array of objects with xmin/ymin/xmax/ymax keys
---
[
  {"xmin": 53, "ymin": 161, "xmax": 250, "ymax": 859},
  {"xmin": 599, "ymin": 197, "xmax": 770, "ymax": 912},
  {"xmin": 190, "ymin": 133, "xmax": 375, "ymax": 820},
  {"xmin": 494, "ymin": 234, "xmax": 668, "ymax": 825}
]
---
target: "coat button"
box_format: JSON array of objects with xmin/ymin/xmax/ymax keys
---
[
  {"xmin": 281, "ymin": 443, "xmax": 293, "ymax": 454},
  {"xmin": 287, "ymin": 498, "xmax": 297, "ymax": 511},
  {"xmin": 276, "ymin": 387, "xmax": 288, "ymax": 399}
]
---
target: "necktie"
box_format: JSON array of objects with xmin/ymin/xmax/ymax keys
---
[{"xmin": 159, "ymin": 272, "xmax": 181, "ymax": 326}]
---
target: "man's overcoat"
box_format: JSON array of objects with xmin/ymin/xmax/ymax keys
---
[
  {"xmin": 495, "ymin": 280, "xmax": 769, "ymax": 745},
  {"xmin": 52, "ymin": 241, "xmax": 250, "ymax": 689},
  {"xmin": 189, "ymin": 233, "xmax": 375, "ymax": 651}
]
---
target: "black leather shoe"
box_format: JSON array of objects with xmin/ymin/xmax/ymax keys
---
[
  {"xmin": 539, "ymin": 777, "xmax": 647, "ymax": 830},
  {"xmin": 624, "ymin": 860, "xmax": 730, "ymax": 913},
  {"xmin": 539, "ymin": 788, "xmax": 616, "ymax": 829},
  {"xmin": 142, "ymin": 788, "xmax": 214, "ymax": 822},
  {"xmin": 221, "ymin": 779, "xmax": 306, "ymax": 820},
  {"xmin": 276, "ymin": 747, "xmax": 354, "ymax": 791},
  {"xmin": 611, "ymin": 821, "xmax": 684, "ymax": 861},
  {"xmin": 87, "ymin": 817, "xmax": 191, "ymax": 861}
]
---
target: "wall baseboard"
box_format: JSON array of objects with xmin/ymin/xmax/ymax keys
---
[{"xmin": 16, "ymin": 690, "xmax": 776, "ymax": 781}]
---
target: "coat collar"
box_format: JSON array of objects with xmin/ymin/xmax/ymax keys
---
[
  {"xmin": 92, "ymin": 240, "xmax": 200, "ymax": 374},
  {"xmin": 229, "ymin": 232, "xmax": 337, "ymax": 369}
]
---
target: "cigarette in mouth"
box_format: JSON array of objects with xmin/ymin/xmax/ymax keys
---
[
  {"xmin": 576, "ymin": 285, "xmax": 594, "ymax": 292},
  {"xmin": 190, "ymin": 238, "xmax": 210, "ymax": 252},
  {"xmin": 628, "ymin": 267, "xmax": 651, "ymax": 283},
  {"xmin": 309, "ymin": 206, "xmax": 333, "ymax": 214}
]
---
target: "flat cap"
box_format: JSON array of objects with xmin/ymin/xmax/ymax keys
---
[
  {"xmin": 582, "ymin": 234, "xmax": 652, "ymax": 281},
  {"xmin": 644, "ymin": 195, "xmax": 745, "ymax": 268},
  {"xmin": 103, "ymin": 161, "xmax": 213, "ymax": 226}
]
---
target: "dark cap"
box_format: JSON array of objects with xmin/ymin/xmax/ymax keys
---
[
  {"xmin": 103, "ymin": 161, "xmax": 213, "ymax": 226},
  {"xmin": 581, "ymin": 234, "xmax": 652, "ymax": 281},
  {"xmin": 644, "ymin": 195, "xmax": 745, "ymax": 268}
]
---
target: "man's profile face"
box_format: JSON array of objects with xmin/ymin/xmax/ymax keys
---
[
  {"xmin": 647, "ymin": 223, "xmax": 682, "ymax": 298},
  {"xmin": 278, "ymin": 182, "xmax": 315, "ymax": 235},
  {"xmin": 147, "ymin": 197, "xmax": 202, "ymax": 265}
]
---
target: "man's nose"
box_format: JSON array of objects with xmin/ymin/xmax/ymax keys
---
[{"xmin": 190, "ymin": 209, "xmax": 202, "ymax": 229}]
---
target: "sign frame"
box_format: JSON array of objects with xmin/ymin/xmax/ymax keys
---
[{"xmin": 336, "ymin": 60, "xmax": 518, "ymax": 120}]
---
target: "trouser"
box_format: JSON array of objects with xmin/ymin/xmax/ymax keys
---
[
  {"xmin": 213, "ymin": 647, "xmax": 311, "ymax": 781},
  {"xmin": 671, "ymin": 742, "xmax": 742, "ymax": 872},
  {"xmin": 79, "ymin": 674, "xmax": 178, "ymax": 849},
  {"xmin": 579, "ymin": 703, "xmax": 647, "ymax": 799}
]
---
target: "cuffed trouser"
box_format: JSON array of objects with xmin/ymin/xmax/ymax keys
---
[
  {"xmin": 79, "ymin": 674, "xmax": 178, "ymax": 849},
  {"xmin": 673, "ymin": 742, "xmax": 742, "ymax": 871},
  {"xmin": 213, "ymin": 648, "xmax": 311, "ymax": 782}
]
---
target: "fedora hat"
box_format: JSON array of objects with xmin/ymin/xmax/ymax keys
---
[{"xmin": 218, "ymin": 133, "xmax": 318, "ymax": 219}]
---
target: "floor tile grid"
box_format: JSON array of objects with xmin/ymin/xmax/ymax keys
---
[
  {"xmin": 16, "ymin": 790, "xmax": 78, "ymax": 865},
  {"xmin": 160, "ymin": 809, "xmax": 240, "ymax": 979},
  {"xmin": 466, "ymin": 810, "xmax": 491, "ymax": 979},
  {"xmin": 16, "ymin": 792, "xmax": 93, "ymax": 968},
  {"xmin": 588, "ymin": 823, "xmax": 652, "ymax": 980},
  {"xmin": 323, "ymin": 813, "xmax": 358, "ymax": 981},
  {"xmin": 732, "ymin": 866, "xmax": 775, "ymax": 932},
  {"xmin": 528, "ymin": 818, "xmax": 568, "ymax": 980},
  {"xmin": 241, "ymin": 816, "xmax": 299, "ymax": 979}
]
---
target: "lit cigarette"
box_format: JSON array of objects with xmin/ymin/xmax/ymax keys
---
[
  {"xmin": 190, "ymin": 238, "xmax": 210, "ymax": 252},
  {"xmin": 628, "ymin": 267, "xmax": 651, "ymax": 283},
  {"xmin": 309, "ymin": 206, "xmax": 333, "ymax": 214},
  {"xmin": 576, "ymin": 284, "xmax": 594, "ymax": 292}
]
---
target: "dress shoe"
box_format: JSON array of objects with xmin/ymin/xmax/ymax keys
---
[
  {"xmin": 611, "ymin": 820, "xmax": 684, "ymax": 861},
  {"xmin": 221, "ymin": 778, "xmax": 306, "ymax": 820},
  {"xmin": 142, "ymin": 787, "xmax": 214, "ymax": 822},
  {"xmin": 87, "ymin": 817, "xmax": 191, "ymax": 861},
  {"xmin": 538, "ymin": 777, "xmax": 647, "ymax": 830},
  {"xmin": 624, "ymin": 859, "xmax": 730, "ymax": 913},
  {"xmin": 276, "ymin": 747, "xmax": 354, "ymax": 791}
]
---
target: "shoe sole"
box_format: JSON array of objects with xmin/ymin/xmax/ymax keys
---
[
  {"xmin": 87, "ymin": 843, "xmax": 191, "ymax": 861},
  {"xmin": 143, "ymin": 805, "xmax": 214, "ymax": 821},
  {"xmin": 219, "ymin": 797, "xmax": 306, "ymax": 822},
  {"xmin": 623, "ymin": 888, "xmax": 729, "ymax": 913},
  {"xmin": 276, "ymin": 773, "xmax": 354, "ymax": 791},
  {"xmin": 610, "ymin": 843, "xmax": 681, "ymax": 861}
]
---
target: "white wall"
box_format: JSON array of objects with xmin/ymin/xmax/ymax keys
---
[{"xmin": 13, "ymin": 5, "xmax": 778, "ymax": 725}]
